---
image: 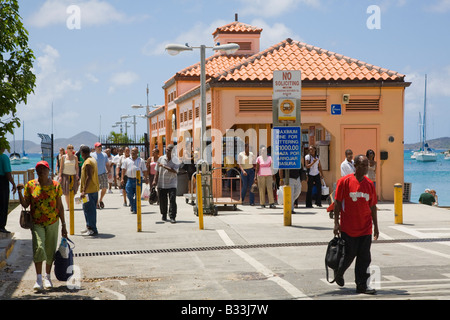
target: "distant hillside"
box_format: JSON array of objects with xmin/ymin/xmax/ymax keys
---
[
  {"xmin": 10, "ymin": 131, "xmax": 99, "ymax": 154},
  {"xmin": 404, "ymin": 137, "xmax": 450, "ymax": 150}
]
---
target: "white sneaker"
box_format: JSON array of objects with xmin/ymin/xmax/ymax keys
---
[
  {"xmin": 81, "ymin": 228, "xmax": 90, "ymax": 234},
  {"xmin": 43, "ymin": 274, "xmax": 53, "ymax": 289},
  {"xmin": 33, "ymin": 279, "xmax": 44, "ymax": 292}
]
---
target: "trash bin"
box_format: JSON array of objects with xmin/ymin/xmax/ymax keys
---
[{"xmin": 177, "ymin": 172, "xmax": 189, "ymax": 196}]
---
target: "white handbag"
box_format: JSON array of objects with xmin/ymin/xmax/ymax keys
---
[
  {"xmin": 322, "ymin": 179, "xmax": 330, "ymax": 196},
  {"xmin": 277, "ymin": 187, "xmax": 284, "ymax": 205}
]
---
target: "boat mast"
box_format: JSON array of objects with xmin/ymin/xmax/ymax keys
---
[{"xmin": 423, "ymin": 74, "xmax": 427, "ymax": 150}]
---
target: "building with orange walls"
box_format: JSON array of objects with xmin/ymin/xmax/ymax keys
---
[{"xmin": 151, "ymin": 20, "xmax": 410, "ymax": 201}]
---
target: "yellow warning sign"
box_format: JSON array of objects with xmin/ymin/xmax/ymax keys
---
[{"xmin": 278, "ymin": 99, "xmax": 296, "ymax": 121}]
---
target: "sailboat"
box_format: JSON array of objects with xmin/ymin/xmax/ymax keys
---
[
  {"xmin": 416, "ymin": 74, "xmax": 437, "ymax": 162},
  {"xmin": 9, "ymin": 133, "xmax": 21, "ymax": 165},
  {"xmin": 21, "ymin": 121, "xmax": 30, "ymax": 164},
  {"xmin": 410, "ymin": 113, "xmax": 422, "ymax": 160}
]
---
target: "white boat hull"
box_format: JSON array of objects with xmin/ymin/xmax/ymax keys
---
[
  {"xmin": 416, "ymin": 152, "xmax": 437, "ymax": 162},
  {"xmin": 10, "ymin": 157, "xmax": 21, "ymax": 165}
]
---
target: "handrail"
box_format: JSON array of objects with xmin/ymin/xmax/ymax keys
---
[{"xmin": 9, "ymin": 169, "xmax": 35, "ymax": 203}]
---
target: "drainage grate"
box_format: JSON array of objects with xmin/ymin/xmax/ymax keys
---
[{"xmin": 74, "ymin": 238, "xmax": 450, "ymax": 258}]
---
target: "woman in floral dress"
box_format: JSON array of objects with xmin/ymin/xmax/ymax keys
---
[{"xmin": 17, "ymin": 161, "xmax": 68, "ymax": 292}]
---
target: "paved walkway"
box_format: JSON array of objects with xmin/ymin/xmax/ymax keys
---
[{"xmin": 2, "ymin": 187, "xmax": 450, "ymax": 301}]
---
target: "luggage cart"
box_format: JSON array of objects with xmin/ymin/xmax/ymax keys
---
[
  {"xmin": 211, "ymin": 167, "xmax": 242, "ymax": 211},
  {"xmin": 189, "ymin": 161, "xmax": 218, "ymax": 216},
  {"xmin": 185, "ymin": 165, "xmax": 242, "ymax": 214}
]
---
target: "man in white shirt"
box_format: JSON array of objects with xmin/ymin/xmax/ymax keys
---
[
  {"xmin": 121, "ymin": 147, "xmax": 148, "ymax": 214},
  {"xmin": 153, "ymin": 144, "xmax": 180, "ymax": 223},
  {"xmin": 340, "ymin": 149, "xmax": 355, "ymax": 177}
]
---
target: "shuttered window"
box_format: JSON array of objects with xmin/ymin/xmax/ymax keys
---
[
  {"xmin": 238, "ymin": 98, "xmax": 327, "ymax": 112},
  {"xmin": 346, "ymin": 99, "xmax": 380, "ymax": 111},
  {"xmin": 301, "ymin": 99, "xmax": 327, "ymax": 112},
  {"xmin": 238, "ymin": 100, "xmax": 272, "ymax": 112}
]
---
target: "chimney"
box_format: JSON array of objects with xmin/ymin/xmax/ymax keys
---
[{"xmin": 235, "ymin": 13, "xmax": 238, "ymax": 22}]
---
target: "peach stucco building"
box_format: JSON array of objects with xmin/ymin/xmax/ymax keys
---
[{"xmin": 151, "ymin": 20, "xmax": 410, "ymax": 201}]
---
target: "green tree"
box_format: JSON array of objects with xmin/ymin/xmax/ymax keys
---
[
  {"xmin": 108, "ymin": 131, "xmax": 133, "ymax": 144},
  {"xmin": 0, "ymin": 0, "xmax": 36, "ymax": 150}
]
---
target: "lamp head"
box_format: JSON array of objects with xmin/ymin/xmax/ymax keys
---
[
  {"xmin": 213, "ymin": 43, "xmax": 240, "ymax": 55},
  {"xmin": 165, "ymin": 44, "xmax": 193, "ymax": 56}
]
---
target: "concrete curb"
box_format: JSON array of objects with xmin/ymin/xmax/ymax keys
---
[{"xmin": 0, "ymin": 233, "xmax": 15, "ymax": 269}]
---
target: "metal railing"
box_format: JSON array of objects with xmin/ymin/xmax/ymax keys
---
[{"xmin": 9, "ymin": 169, "xmax": 35, "ymax": 203}]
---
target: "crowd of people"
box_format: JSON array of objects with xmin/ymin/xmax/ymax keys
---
[
  {"xmin": 6, "ymin": 142, "xmax": 181, "ymax": 292},
  {"xmin": 235, "ymin": 145, "xmax": 378, "ymax": 214},
  {"xmin": 0, "ymin": 140, "xmax": 439, "ymax": 295}
]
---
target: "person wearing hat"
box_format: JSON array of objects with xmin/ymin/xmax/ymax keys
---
[
  {"xmin": 0, "ymin": 148, "xmax": 17, "ymax": 233},
  {"xmin": 17, "ymin": 160, "xmax": 67, "ymax": 291}
]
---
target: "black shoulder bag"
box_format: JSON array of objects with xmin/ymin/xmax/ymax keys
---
[{"xmin": 325, "ymin": 236, "xmax": 345, "ymax": 283}]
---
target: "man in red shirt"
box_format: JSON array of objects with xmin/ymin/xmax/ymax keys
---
[{"xmin": 333, "ymin": 154, "xmax": 379, "ymax": 294}]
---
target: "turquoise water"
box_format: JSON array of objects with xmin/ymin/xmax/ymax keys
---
[
  {"xmin": 7, "ymin": 152, "xmax": 450, "ymax": 206},
  {"xmin": 404, "ymin": 150, "xmax": 450, "ymax": 207}
]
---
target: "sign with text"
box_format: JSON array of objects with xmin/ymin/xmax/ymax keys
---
[
  {"xmin": 273, "ymin": 71, "xmax": 302, "ymax": 100},
  {"xmin": 273, "ymin": 127, "xmax": 301, "ymax": 169}
]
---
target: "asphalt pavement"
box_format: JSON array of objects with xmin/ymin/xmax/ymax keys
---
[{"xmin": 2, "ymin": 187, "xmax": 450, "ymax": 303}]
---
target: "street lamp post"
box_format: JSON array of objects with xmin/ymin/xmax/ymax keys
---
[
  {"xmin": 121, "ymin": 115, "xmax": 137, "ymax": 142},
  {"xmin": 165, "ymin": 43, "xmax": 239, "ymax": 162}
]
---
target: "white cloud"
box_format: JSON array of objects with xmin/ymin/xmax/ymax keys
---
[
  {"xmin": 404, "ymin": 67, "xmax": 450, "ymax": 142},
  {"xmin": 28, "ymin": 0, "xmax": 129, "ymax": 28},
  {"xmin": 427, "ymin": 0, "xmax": 450, "ymax": 12},
  {"xmin": 142, "ymin": 18, "xmax": 300, "ymax": 56},
  {"xmin": 85, "ymin": 73, "xmax": 99, "ymax": 83},
  {"xmin": 250, "ymin": 19, "xmax": 303, "ymax": 50},
  {"xmin": 239, "ymin": 0, "xmax": 320, "ymax": 18},
  {"xmin": 108, "ymin": 71, "xmax": 140, "ymax": 94},
  {"xmin": 142, "ymin": 19, "xmax": 228, "ymax": 56},
  {"xmin": 19, "ymin": 45, "xmax": 83, "ymax": 135}
]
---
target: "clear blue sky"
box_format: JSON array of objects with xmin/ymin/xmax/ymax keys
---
[{"xmin": 6, "ymin": 0, "xmax": 450, "ymax": 146}]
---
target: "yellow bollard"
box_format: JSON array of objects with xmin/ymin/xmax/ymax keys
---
[
  {"xmin": 394, "ymin": 183, "xmax": 403, "ymax": 224},
  {"xmin": 197, "ymin": 173, "xmax": 204, "ymax": 230},
  {"xmin": 69, "ymin": 176, "xmax": 75, "ymax": 235},
  {"xmin": 136, "ymin": 171, "xmax": 142, "ymax": 232},
  {"xmin": 283, "ymin": 186, "xmax": 292, "ymax": 226}
]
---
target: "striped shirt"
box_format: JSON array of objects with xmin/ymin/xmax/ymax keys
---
[{"xmin": 156, "ymin": 155, "xmax": 180, "ymax": 189}]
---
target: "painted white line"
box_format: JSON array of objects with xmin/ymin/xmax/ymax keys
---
[
  {"xmin": 217, "ymin": 230, "xmax": 311, "ymax": 300},
  {"xmin": 383, "ymin": 275, "xmax": 403, "ymax": 282},
  {"xmin": 381, "ymin": 231, "xmax": 450, "ymax": 259},
  {"xmin": 390, "ymin": 226, "xmax": 450, "ymax": 239}
]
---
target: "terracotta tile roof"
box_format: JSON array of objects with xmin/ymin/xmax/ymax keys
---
[
  {"xmin": 168, "ymin": 37, "xmax": 406, "ymax": 97},
  {"xmin": 212, "ymin": 21, "xmax": 263, "ymax": 36},
  {"xmin": 214, "ymin": 38, "xmax": 405, "ymax": 82},
  {"xmin": 172, "ymin": 53, "xmax": 249, "ymax": 79}
]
